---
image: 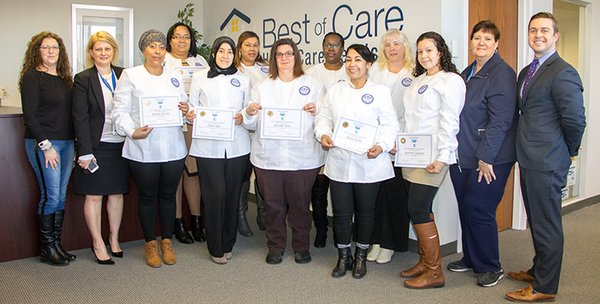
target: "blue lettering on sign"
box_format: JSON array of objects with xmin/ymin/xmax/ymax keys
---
[
  {"xmin": 332, "ymin": 4, "xmax": 404, "ymax": 40},
  {"xmin": 262, "ymin": 14, "xmax": 311, "ymax": 48}
]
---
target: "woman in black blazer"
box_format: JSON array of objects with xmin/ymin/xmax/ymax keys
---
[{"xmin": 72, "ymin": 31, "xmax": 129, "ymax": 265}]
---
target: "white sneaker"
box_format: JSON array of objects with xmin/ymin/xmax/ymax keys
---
[
  {"xmin": 367, "ymin": 244, "xmax": 381, "ymax": 261},
  {"xmin": 376, "ymin": 248, "xmax": 394, "ymax": 264}
]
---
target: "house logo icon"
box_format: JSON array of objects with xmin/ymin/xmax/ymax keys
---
[{"xmin": 220, "ymin": 8, "xmax": 251, "ymax": 33}]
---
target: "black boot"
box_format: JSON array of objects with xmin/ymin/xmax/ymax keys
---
[
  {"xmin": 331, "ymin": 247, "xmax": 354, "ymax": 278},
  {"xmin": 311, "ymin": 174, "xmax": 329, "ymax": 248},
  {"xmin": 353, "ymin": 247, "xmax": 368, "ymax": 279},
  {"xmin": 190, "ymin": 215, "xmax": 206, "ymax": 242},
  {"xmin": 38, "ymin": 213, "xmax": 69, "ymax": 266},
  {"xmin": 254, "ymin": 180, "xmax": 266, "ymax": 231},
  {"xmin": 173, "ymin": 218, "xmax": 194, "ymax": 244},
  {"xmin": 238, "ymin": 181, "xmax": 253, "ymax": 237},
  {"xmin": 53, "ymin": 210, "xmax": 76, "ymax": 261}
]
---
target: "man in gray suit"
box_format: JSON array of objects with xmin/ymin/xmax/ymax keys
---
[{"xmin": 505, "ymin": 12, "xmax": 586, "ymax": 302}]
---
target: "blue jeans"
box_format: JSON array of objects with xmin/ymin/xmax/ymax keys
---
[{"xmin": 25, "ymin": 139, "xmax": 75, "ymax": 215}]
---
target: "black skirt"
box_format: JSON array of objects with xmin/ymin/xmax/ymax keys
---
[{"xmin": 74, "ymin": 142, "xmax": 129, "ymax": 195}]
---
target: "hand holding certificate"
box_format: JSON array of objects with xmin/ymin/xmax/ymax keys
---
[
  {"xmin": 331, "ymin": 117, "xmax": 379, "ymax": 154},
  {"xmin": 139, "ymin": 96, "xmax": 183, "ymax": 128},
  {"xmin": 192, "ymin": 107, "xmax": 235, "ymax": 141},
  {"xmin": 260, "ymin": 108, "xmax": 304, "ymax": 140},
  {"xmin": 394, "ymin": 133, "xmax": 433, "ymax": 168}
]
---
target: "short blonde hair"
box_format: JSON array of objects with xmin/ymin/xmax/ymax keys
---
[
  {"xmin": 85, "ymin": 31, "xmax": 119, "ymax": 68},
  {"xmin": 377, "ymin": 29, "xmax": 415, "ymax": 71}
]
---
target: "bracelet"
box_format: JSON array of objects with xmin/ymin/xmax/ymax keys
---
[{"xmin": 38, "ymin": 140, "xmax": 53, "ymax": 151}]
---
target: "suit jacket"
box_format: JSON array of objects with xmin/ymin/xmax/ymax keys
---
[
  {"xmin": 516, "ymin": 52, "xmax": 586, "ymax": 171},
  {"xmin": 72, "ymin": 65, "xmax": 124, "ymax": 156},
  {"xmin": 458, "ymin": 53, "xmax": 517, "ymax": 169}
]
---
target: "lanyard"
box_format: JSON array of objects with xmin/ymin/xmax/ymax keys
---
[{"xmin": 98, "ymin": 69, "xmax": 116, "ymax": 97}]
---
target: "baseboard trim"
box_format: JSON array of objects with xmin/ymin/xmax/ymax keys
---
[{"xmin": 562, "ymin": 194, "xmax": 600, "ymax": 215}]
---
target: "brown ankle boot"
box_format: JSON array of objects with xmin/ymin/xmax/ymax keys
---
[
  {"xmin": 145, "ymin": 240, "xmax": 161, "ymax": 268},
  {"xmin": 404, "ymin": 222, "xmax": 445, "ymax": 289},
  {"xmin": 400, "ymin": 238, "xmax": 425, "ymax": 278},
  {"xmin": 160, "ymin": 238, "xmax": 176, "ymax": 265}
]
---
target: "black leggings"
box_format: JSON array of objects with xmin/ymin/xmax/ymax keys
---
[
  {"xmin": 330, "ymin": 181, "xmax": 380, "ymax": 245},
  {"xmin": 129, "ymin": 159, "xmax": 185, "ymax": 242},
  {"xmin": 405, "ymin": 180, "xmax": 439, "ymax": 224}
]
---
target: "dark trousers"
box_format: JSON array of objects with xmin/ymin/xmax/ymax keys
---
[
  {"xmin": 330, "ymin": 181, "xmax": 381, "ymax": 245},
  {"xmin": 129, "ymin": 159, "xmax": 185, "ymax": 242},
  {"xmin": 255, "ymin": 167, "xmax": 319, "ymax": 252},
  {"xmin": 404, "ymin": 180, "xmax": 439, "ymax": 224},
  {"xmin": 196, "ymin": 154, "xmax": 248, "ymax": 257},
  {"xmin": 371, "ymin": 167, "xmax": 409, "ymax": 251},
  {"xmin": 311, "ymin": 173, "xmax": 330, "ymax": 231},
  {"xmin": 520, "ymin": 167, "xmax": 567, "ymax": 294},
  {"xmin": 450, "ymin": 162, "xmax": 514, "ymax": 273}
]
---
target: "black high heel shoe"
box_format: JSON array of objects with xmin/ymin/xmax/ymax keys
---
[
  {"xmin": 91, "ymin": 246, "xmax": 115, "ymax": 265},
  {"xmin": 108, "ymin": 240, "xmax": 123, "ymax": 258}
]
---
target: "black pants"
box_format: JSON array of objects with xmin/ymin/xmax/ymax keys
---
[
  {"xmin": 371, "ymin": 167, "xmax": 409, "ymax": 251},
  {"xmin": 330, "ymin": 181, "xmax": 380, "ymax": 245},
  {"xmin": 129, "ymin": 159, "xmax": 185, "ymax": 242},
  {"xmin": 404, "ymin": 180, "xmax": 439, "ymax": 224},
  {"xmin": 196, "ymin": 154, "xmax": 248, "ymax": 257}
]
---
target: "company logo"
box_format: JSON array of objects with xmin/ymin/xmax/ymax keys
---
[
  {"xmin": 418, "ymin": 85, "xmax": 428, "ymax": 94},
  {"xmin": 220, "ymin": 8, "xmax": 251, "ymax": 33},
  {"xmin": 230, "ymin": 78, "xmax": 241, "ymax": 87},
  {"xmin": 299, "ymin": 86, "xmax": 310, "ymax": 95},
  {"xmin": 171, "ymin": 78, "xmax": 180, "ymax": 87},
  {"xmin": 361, "ymin": 94, "xmax": 374, "ymax": 104},
  {"xmin": 401, "ymin": 77, "xmax": 412, "ymax": 87}
]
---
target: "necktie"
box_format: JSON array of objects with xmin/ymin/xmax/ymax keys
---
[{"xmin": 522, "ymin": 59, "xmax": 539, "ymax": 95}]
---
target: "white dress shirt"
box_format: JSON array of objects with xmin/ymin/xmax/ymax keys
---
[
  {"xmin": 188, "ymin": 70, "xmax": 251, "ymax": 159},
  {"xmin": 403, "ymin": 71, "xmax": 465, "ymax": 165},
  {"xmin": 111, "ymin": 65, "xmax": 188, "ymax": 163},
  {"xmin": 239, "ymin": 63, "xmax": 269, "ymax": 87},
  {"xmin": 314, "ymin": 80, "xmax": 399, "ymax": 183},
  {"xmin": 243, "ymin": 75, "xmax": 325, "ymax": 170}
]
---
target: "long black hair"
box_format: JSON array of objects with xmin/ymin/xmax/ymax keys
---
[
  {"xmin": 413, "ymin": 31, "xmax": 458, "ymax": 77},
  {"xmin": 166, "ymin": 22, "xmax": 198, "ymax": 57}
]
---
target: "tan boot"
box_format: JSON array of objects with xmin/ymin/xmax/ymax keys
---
[
  {"xmin": 400, "ymin": 239, "xmax": 425, "ymax": 278},
  {"xmin": 160, "ymin": 238, "xmax": 176, "ymax": 265},
  {"xmin": 145, "ymin": 240, "xmax": 161, "ymax": 268},
  {"xmin": 404, "ymin": 222, "xmax": 445, "ymax": 289}
]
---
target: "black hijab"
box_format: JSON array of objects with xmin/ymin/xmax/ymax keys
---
[{"xmin": 207, "ymin": 36, "xmax": 238, "ymax": 78}]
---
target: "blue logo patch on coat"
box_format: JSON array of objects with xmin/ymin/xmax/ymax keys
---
[
  {"xmin": 401, "ymin": 77, "xmax": 412, "ymax": 87},
  {"xmin": 361, "ymin": 94, "xmax": 374, "ymax": 104},
  {"xmin": 299, "ymin": 86, "xmax": 310, "ymax": 95},
  {"xmin": 230, "ymin": 78, "xmax": 241, "ymax": 87},
  {"xmin": 261, "ymin": 67, "xmax": 269, "ymax": 74},
  {"xmin": 418, "ymin": 85, "xmax": 428, "ymax": 94},
  {"xmin": 195, "ymin": 62, "xmax": 203, "ymax": 67},
  {"xmin": 171, "ymin": 78, "xmax": 180, "ymax": 87}
]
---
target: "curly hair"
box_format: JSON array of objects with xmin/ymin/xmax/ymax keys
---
[
  {"xmin": 19, "ymin": 31, "xmax": 72, "ymax": 90},
  {"xmin": 377, "ymin": 29, "xmax": 415, "ymax": 71},
  {"xmin": 235, "ymin": 31, "xmax": 267, "ymax": 69},
  {"xmin": 413, "ymin": 31, "xmax": 458, "ymax": 77}
]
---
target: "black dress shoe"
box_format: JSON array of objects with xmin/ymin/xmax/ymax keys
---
[
  {"xmin": 266, "ymin": 249, "xmax": 284, "ymax": 264},
  {"xmin": 174, "ymin": 218, "xmax": 194, "ymax": 244},
  {"xmin": 111, "ymin": 250, "xmax": 123, "ymax": 258},
  {"xmin": 314, "ymin": 230, "xmax": 327, "ymax": 248},
  {"xmin": 91, "ymin": 247, "xmax": 115, "ymax": 265},
  {"xmin": 294, "ymin": 251, "xmax": 312, "ymax": 264}
]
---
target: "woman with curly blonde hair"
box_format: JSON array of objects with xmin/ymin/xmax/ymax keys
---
[{"xmin": 19, "ymin": 31, "xmax": 75, "ymax": 266}]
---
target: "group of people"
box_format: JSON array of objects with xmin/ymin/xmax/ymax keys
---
[{"xmin": 19, "ymin": 11, "xmax": 585, "ymax": 302}]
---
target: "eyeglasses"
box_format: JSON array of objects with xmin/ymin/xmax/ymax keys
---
[
  {"xmin": 323, "ymin": 43, "xmax": 342, "ymax": 49},
  {"xmin": 40, "ymin": 45, "xmax": 60, "ymax": 51},
  {"xmin": 172, "ymin": 35, "xmax": 191, "ymax": 40},
  {"xmin": 275, "ymin": 51, "xmax": 294, "ymax": 59}
]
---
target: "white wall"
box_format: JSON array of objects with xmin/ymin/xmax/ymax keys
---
[{"xmin": 0, "ymin": 0, "xmax": 205, "ymax": 108}]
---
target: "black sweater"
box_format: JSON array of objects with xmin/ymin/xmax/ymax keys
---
[{"xmin": 21, "ymin": 69, "xmax": 73, "ymax": 142}]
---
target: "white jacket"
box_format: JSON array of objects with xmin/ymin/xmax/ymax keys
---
[
  {"xmin": 403, "ymin": 71, "xmax": 465, "ymax": 165},
  {"xmin": 111, "ymin": 65, "xmax": 188, "ymax": 163},
  {"xmin": 314, "ymin": 80, "xmax": 399, "ymax": 183},
  {"xmin": 188, "ymin": 70, "xmax": 251, "ymax": 159},
  {"xmin": 243, "ymin": 75, "xmax": 325, "ymax": 170},
  {"xmin": 305, "ymin": 63, "xmax": 348, "ymax": 91}
]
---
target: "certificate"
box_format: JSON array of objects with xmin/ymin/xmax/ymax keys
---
[
  {"xmin": 173, "ymin": 66, "xmax": 203, "ymax": 93},
  {"xmin": 394, "ymin": 133, "xmax": 433, "ymax": 168},
  {"xmin": 332, "ymin": 117, "xmax": 379, "ymax": 154},
  {"xmin": 139, "ymin": 96, "xmax": 183, "ymax": 128},
  {"xmin": 260, "ymin": 108, "xmax": 304, "ymax": 140},
  {"xmin": 192, "ymin": 107, "xmax": 235, "ymax": 141}
]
